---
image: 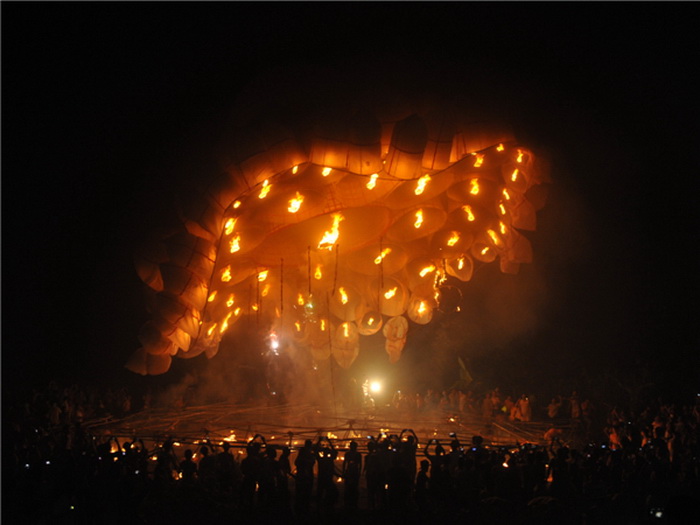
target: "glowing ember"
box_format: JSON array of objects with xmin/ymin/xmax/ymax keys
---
[
  {"xmin": 374, "ymin": 247, "xmax": 392, "ymax": 264},
  {"xmin": 516, "ymin": 149, "xmax": 524, "ymax": 163},
  {"xmin": 462, "ymin": 205, "xmax": 476, "ymax": 222},
  {"xmin": 367, "ymin": 316, "xmax": 376, "ymax": 326},
  {"xmin": 207, "ymin": 291, "xmax": 217, "ymax": 302},
  {"xmin": 499, "ymin": 221, "xmax": 507, "ymax": 235},
  {"xmin": 258, "ymin": 179, "xmax": 271, "ymax": 199},
  {"xmin": 229, "ymin": 234, "xmax": 241, "ymax": 253},
  {"xmin": 221, "ymin": 266, "xmax": 232, "ymax": 282},
  {"xmin": 414, "ymin": 209, "xmax": 424, "ymax": 229},
  {"xmin": 511, "ymin": 168, "xmax": 519, "ymax": 182},
  {"xmin": 470, "ymin": 179, "xmax": 480, "ymax": 195},
  {"xmin": 487, "ymin": 229, "xmax": 502, "ymax": 247},
  {"xmin": 499, "ymin": 203, "xmax": 507, "ymax": 215},
  {"xmin": 414, "ymin": 174, "xmax": 431, "ymax": 195},
  {"xmin": 418, "ymin": 301, "xmax": 427, "ymax": 314},
  {"xmin": 320, "ymin": 319, "xmax": 327, "ymax": 331},
  {"xmin": 472, "ymin": 153, "xmax": 484, "ymax": 167},
  {"xmin": 339, "ymin": 287, "xmax": 348, "ymax": 304},
  {"xmin": 366, "ymin": 173, "xmax": 379, "ymax": 190},
  {"xmin": 292, "ymin": 165, "xmax": 299, "ymax": 174},
  {"xmin": 502, "ymin": 188, "xmax": 511, "ymax": 200},
  {"xmin": 419, "ymin": 264, "xmax": 435, "ymax": 278},
  {"xmin": 481, "ymin": 246, "xmax": 490, "ymax": 256},
  {"xmin": 297, "ymin": 293, "xmax": 305, "ymax": 306},
  {"xmin": 232, "ymin": 200, "xmax": 242, "ymax": 209},
  {"xmin": 314, "ymin": 265, "xmax": 323, "ymax": 280},
  {"xmin": 457, "ymin": 257, "xmax": 465, "ymax": 270},
  {"xmin": 496, "ymin": 143, "xmax": 505, "ymax": 152},
  {"xmin": 318, "ymin": 213, "xmax": 344, "ymax": 250},
  {"xmin": 226, "ymin": 294, "xmax": 235, "ymax": 307},
  {"xmin": 321, "ymin": 167, "xmax": 332, "ymax": 176},
  {"xmin": 224, "ymin": 218, "xmax": 237, "ymax": 235},
  {"xmin": 294, "ymin": 321, "xmax": 302, "ymax": 332},
  {"xmin": 342, "ymin": 322, "xmax": 350, "ymax": 337},
  {"xmin": 288, "ymin": 191, "xmax": 304, "ymax": 213},
  {"xmin": 447, "ymin": 232, "xmax": 460, "ymax": 247},
  {"xmin": 220, "ymin": 311, "xmax": 233, "ymax": 333},
  {"xmin": 234, "ymin": 307, "xmax": 241, "ymax": 316},
  {"xmin": 258, "ymin": 269, "xmax": 269, "ymax": 282},
  {"xmin": 384, "ymin": 287, "xmax": 397, "ymax": 299},
  {"xmin": 261, "ymin": 284, "xmax": 270, "ymax": 297}
]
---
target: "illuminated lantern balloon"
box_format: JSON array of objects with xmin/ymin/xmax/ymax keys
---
[
  {"xmin": 383, "ymin": 315, "xmax": 409, "ymax": 363},
  {"xmin": 129, "ymin": 96, "xmax": 550, "ymax": 375},
  {"xmin": 358, "ymin": 310, "xmax": 383, "ymax": 335}
]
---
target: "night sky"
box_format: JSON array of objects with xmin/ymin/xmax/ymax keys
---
[{"xmin": 3, "ymin": 3, "xmax": 699, "ymax": 403}]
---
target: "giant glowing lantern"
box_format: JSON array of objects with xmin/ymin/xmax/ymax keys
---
[{"xmin": 127, "ymin": 98, "xmax": 550, "ymax": 375}]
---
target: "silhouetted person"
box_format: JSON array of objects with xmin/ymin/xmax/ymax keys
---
[
  {"xmin": 414, "ymin": 459, "xmax": 431, "ymax": 513},
  {"xmin": 198, "ymin": 444, "xmax": 218, "ymax": 491},
  {"xmin": 342, "ymin": 440, "xmax": 362, "ymax": 508},
  {"xmin": 294, "ymin": 439, "xmax": 315, "ymax": 515},
  {"xmin": 315, "ymin": 436, "xmax": 338, "ymax": 509},
  {"xmin": 179, "ymin": 448, "xmax": 197, "ymax": 486},
  {"xmin": 240, "ymin": 439, "xmax": 263, "ymax": 509}
]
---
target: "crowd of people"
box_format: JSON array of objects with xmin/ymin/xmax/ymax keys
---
[{"xmin": 4, "ymin": 380, "xmax": 700, "ymax": 524}]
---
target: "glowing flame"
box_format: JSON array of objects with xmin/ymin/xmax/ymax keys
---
[
  {"xmin": 234, "ymin": 307, "xmax": 241, "ymax": 316},
  {"xmin": 314, "ymin": 265, "xmax": 323, "ymax": 280},
  {"xmin": 251, "ymin": 303, "xmax": 259, "ymax": 312},
  {"xmin": 339, "ymin": 287, "xmax": 348, "ymax": 304},
  {"xmin": 318, "ymin": 213, "xmax": 344, "ymax": 250},
  {"xmin": 258, "ymin": 179, "xmax": 271, "ymax": 199},
  {"xmin": 497, "ymin": 143, "xmax": 505, "ymax": 152},
  {"xmin": 207, "ymin": 324, "xmax": 218, "ymax": 336},
  {"xmin": 220, "ymin": 312, "xmax": 233, "ymax": 334},
  {"xmin": 226, "ymin": 294, "xmax": 235, "ymax": 307},
  {"xmin": 511, "ymin": 169, "xmax": 519, "ymax": 182},
  {"xmin": 261, "ymin": 284, "xmax": 270, "ymax": 297},
  {"xmin": 469, "ymin": 179, "xmax": 480, "ymax": 195},
  {"xmin": 294, "ymin": 321, "xmax": 302, "ymax": 332},
  {"xmin": 499, "ymin": 203, "xmax": 507, "ymax": 215},
  {"xmin": 224, "ymin": 432, "xmax": 236, "ymax": 442},
  {"xmin": 288, "ymin": 192, "xmax": 304, "ymax": 213},
  {"xmin": 481, "ymin": 246, "xmax": 490, "ymax": 256},
  {"xmin": 414, "ymin": 209, "xmax": 424, "ymax": 229},
  {"xmin": 415, "ymin": 174, "xmax": 431, "ymax": 195},
  {"xmin": 321, "ymin": 167, "xmax": 332, "ymax": 176},
  {"xmin": 327, "ymin": 432, "xmax": 338, "ymax": 440},
  {"xmin": 229, "ymin": 234, "xmax": 241, "ymax": 253},
  {"xmin": 503, "ymin": 188, "xmax": 511, "ymax": 200},
  {"xmin": 374, "ymin": 248, "xmax": 392, "ymax": 264},
  {"xmin": 292, "ymin": 165, "xmax": 299, "ymax": 174},
  {"xmin": 418, "ymin": 301, "xmax": 427, "ymax": 314},
  {"xmin": 384, "ymin": 287, "xmax": 397, "ymax": 299},
  {"xmin": 499, "ymin": 221, "xmax": 507, "ymax": 235},
  {"xmin": 366, "ymin": 173, "xmax": 379, "ymax": 190},
  {"xmin": 447, "ymin": 232, "xmax": 460, "ymax": 247},
  {"xmin": 221, "ymin": 266, "xmax": 232, "ymax": 282},
  {"xmin": 516, "ymin": 149, "xmax": 524, "ymax": 163},
  {"xmin": 224, "ymin": 218, "xmax": 237, "ymax": 235},
  {"xmin": 342, "ymin": 322, "xmax": 350, "ymax": 338},
  {"xmin": 473, "ymin": 153, "xmax": 484, "ymax": 168},
  {"xmin": 207, "ymin": 291, "xmax": 217, "ymax": 302},
  {"xmin": 420, "ymin": 264, "xmax": 436, "ymax": 278},
  {"xmin": 320, "ymin": 319, "xmax": 327, "ymax": 331},
  {"xmin": 232, "ymin": 200, "xmax": 242, "ymax": 209},
  {"xmin": 462, "ymin": 205, "xmax": 475, "ymax": 222},
  {"xmin": 367, "ymin": 316, "xmax": 376, "ymax": 326},
  {"xmin": 457, "ymin": 257, "xmax": 465, "ymax": 270},
  {"xmin": 258, "ymin": 269, "xmax": 269, "ymax": 282},
  {"xmin": 297, "ymin": 293, "xmax": 305, "ymax": 306},
  {"xmin": 487, "ymin": 229, "xmax": 502, "ymax": 247}
]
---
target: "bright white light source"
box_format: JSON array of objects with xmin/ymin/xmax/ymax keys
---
[{"xmin": 370, "ymin": 381, "xmax": 382, "ymax": 394}]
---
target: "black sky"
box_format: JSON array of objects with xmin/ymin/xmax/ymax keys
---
[{"xmin": 3, "ymin": 3, "xmax": 699, "ymax": 401}]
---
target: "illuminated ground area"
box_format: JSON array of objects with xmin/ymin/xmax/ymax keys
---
[{"xmin": 85, "ymin": 401, "xmax": 559, "ymax": 452}]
